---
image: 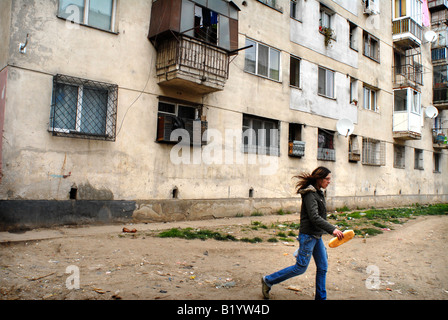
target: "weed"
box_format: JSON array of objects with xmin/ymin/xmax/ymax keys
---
[{"xmin": 336, "ymin": 205, "xmax": 350, "ymax": 212}]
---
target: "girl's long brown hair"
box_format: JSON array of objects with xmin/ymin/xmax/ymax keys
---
[{"xmin": 294, "ymin": 166, "xmax": 331, "ymax": 194}]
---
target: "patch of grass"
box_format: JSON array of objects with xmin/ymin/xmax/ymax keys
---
[
  {"xmin": 333, "ymin": 203, "xmax": 448, "ymax": 237},
  {"xmin": 158, "ymin": 228, "xmax": 237, "ymax": 241},
  {"xmin": 277, "ymin": 209, "xmax": 292, "ymax": 215},
  {"xmin": 241, "ymin": 237, "xmax": 263, "ymax": 243},
  {"xmin": 251, "ymin": 211, "xmax": 263, "ymax": 216},
  {"xmin": 336, "ymin": 205, "xmax": 350, "ymax": 212}
]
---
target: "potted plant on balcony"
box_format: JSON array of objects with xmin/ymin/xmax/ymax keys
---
[{"xmin": 319, "ymin": 25, "xmax": 335, "ymax": 47}]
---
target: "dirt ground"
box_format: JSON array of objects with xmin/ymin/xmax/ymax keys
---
[{"xmin": 0, "ymin": 214, "xmax": 447, "ymax": 300}]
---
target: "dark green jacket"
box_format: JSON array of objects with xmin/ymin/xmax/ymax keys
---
[{"xmin": 299, "ymin": 185, "xmax": 336, "ymax": 237}]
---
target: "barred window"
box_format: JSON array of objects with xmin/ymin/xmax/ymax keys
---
[
  {"xmin": 362, "ymin": 137, "xmax": 385, "ymax": 166},
  {"xmin": 50, "ymin": 74, "xmax": 118, "ymax": 141}
]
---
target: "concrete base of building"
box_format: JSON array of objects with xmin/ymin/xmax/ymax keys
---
[{"xmin": 0, "ymin": 194, "xmax": 446, "ymax": 232}]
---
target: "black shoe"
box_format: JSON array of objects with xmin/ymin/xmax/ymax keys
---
[{"xmin": 261, "ymin": 276, "xmax": 271, "ymax": 299}]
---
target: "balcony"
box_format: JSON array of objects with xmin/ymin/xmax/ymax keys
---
[
  {"xmin": 392, "ymin": 64, "xmax": 423, "ymax": 88},
  {"xmin": 433, "ymin": 85, "xmax": 448, "ymax": 108},
  {"xmin": 393, "ymin": 88, "xmax": 422, "ymax": 140},
  {"xmin": 428, "ymin": 0, "xmax": 448, "ymax": 11},
  {"xmin": 433, "ymin": 128, "xmax": 448, "ymax": 148},
  {"xmin": 148, "ymin": 0, "xmax": 239, "ymax": 95},
  {"xmin": 392, "ymin": 17, "xmax": 422, "ymax": 48},
  {"xmin": 155, "ymin": 36, "xmax": 230, "ymax": 94}
]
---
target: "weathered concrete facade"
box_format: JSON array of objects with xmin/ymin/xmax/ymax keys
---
[{"xmin": 0, "ymin": 0, "xmax": 446, "ymax": 230}]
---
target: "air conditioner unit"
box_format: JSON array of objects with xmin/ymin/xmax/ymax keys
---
[
  {"xmin": 288, "ymin": 140, "xmax": 305, "ymax": 157},
  {"xmin": 363, "ymin": 0, "xmax": 379, "ymax": 15}
]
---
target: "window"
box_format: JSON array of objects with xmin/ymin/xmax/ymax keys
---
[
  {"xmin": 432, "ymin": 47, "xmax": 448, "ymax": 61},
  {"xmin": 317, "ymin": 129, "xmax": 335, "ymax": 161},
  {"xmin": 318, "ymin": 67, "xmax": 335, "ymax": 98},
  {"xmin": 242, "ymin": 115, "xmax": 279, "ymax": 156},
  {"xmin": 58, "ymin": 0, "xmax": 117, "ymax": 32},
  {"xmin": 414, "ymin": 148, "xmax": 424, "ymax": 170},
  {"xmin": 290, "ymin": 56, "xmax": 300, "ymax": 88},
  {"xmin": 363, "ymin": 31, "xmax": 380, "ymax": 62},
  {"xmin": 394, "ymin": 0, "xmax": 422, "ymax": 24},
  {"xmin": 50, "ymin": 74, "xmax": 118, "ymax": 141},
  {"xmin": 349, "ymin": 22, "xmax": 358, "ymax": 51},
  {"xmin": 434, "ymin": 153, "xmax": 441, "ymax": 173},
  {"xmin": 320, "ymin": 5, "xmax": 333, "ymax": 29},
  {"xmin": 393, "ymin": 88, "xmax": 421, "ymax": 113},
  {"xmin": 257, "ymin": 0, "xmax": 283, "ymax": 12},
  {"xmin": 350, "ymin": 77, "xmax": 358, "ymax": 104},
  {"xmin": 244, "ymin": 39, "xmax": 281, "ymax": 81},
  {"xmin": 363, "ymin": 86, "xmax": 377, "ymax": 112},
  {"xmin": 288, "ymin": 123, "xmax": 305, "ymax": 157},
  {"xmin": 290, "ymin": 0, "xmax": 302, "ymax": 20},
  {"xmin": 362, "ymin": 138, "xmax": 385, "ymax": 166},
  {"xmin": 394, "ymin": 145, "xmax": 406, "ymax": 168},
  {"xmin": 433, "ymin": 65, "xmax": 448, "ymax": 86},
  {"xmin": 394, "ymin": 0, "xmax": 406, "ymax": 18},
  {"xmin": 156, "ymin": 98, "xmax": 206, "ymax": 145}
]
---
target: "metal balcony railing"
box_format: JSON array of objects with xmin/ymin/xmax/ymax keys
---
[{"xmin": 392, "ymin": 64, "xmax": 423, "ymax": 87}]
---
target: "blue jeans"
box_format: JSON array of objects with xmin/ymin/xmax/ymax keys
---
[{"xmin": 264, "ymin": 233, "xmax": 328, "ymax": 300}]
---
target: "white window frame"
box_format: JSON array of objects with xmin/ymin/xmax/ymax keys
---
[
  {"xmin": 363, "ymin": 85, "xmax": 378, "ymax": 112},
  {"xmin": 318, "ymin": 67, "xmax": 335, "ymax": 99},
  {"xmin": 58, "ymin": 0, "xmax": 118, "ymax": 33},
  {"xmin": 244, "ymin": 38, "xmax": 281, "ymax": 82},
  {"xmin": 50, "ymin": 75, "xmax": 118, "ymax": 141}
]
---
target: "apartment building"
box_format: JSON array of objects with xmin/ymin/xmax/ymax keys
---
[
  {"xmin": 429, "ymin": 0, "xmax": 448, "ymax": 154},
  {"xmin": 0, "ymin": 0, "xmax": 446, "ymax": 230}
]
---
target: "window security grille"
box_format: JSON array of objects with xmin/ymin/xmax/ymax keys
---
[
  {"xmin": 362, "ymin": 137, "xmax": 385, "ymax": 166},
  {"xmin": 50, "ymin": 74, "xmax": 118, "ymax": 141}
]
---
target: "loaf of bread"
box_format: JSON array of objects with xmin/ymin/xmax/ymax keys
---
[{"xmin": 328, "ymin": 230, "xmax": 355, "ymax": 248}]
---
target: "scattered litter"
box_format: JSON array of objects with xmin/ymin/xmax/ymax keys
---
[
  {"xmin": 381, "ymin": 228, "xmax": 391, "ymax": 231},
  {"xmin": 93, "ymin": 288, "xmax": 106, "ymax": 294},
  {"xmin": 112, "ymin": 290, "xmax": 122, "ymax": 300},
  {"xmin": 28, "ymin": 272, "xmax": 56, "ymax": 281},
  {"xmin": 287, "ymin": 285, "xmax": 302, "ymax": 292},
  {"xmin": 122, "ymin": 227, "xmax": 137, "ymax": 233},
  {"xmin": 215, "ymin": 280, "xmax": 236, "ymax": 289}
]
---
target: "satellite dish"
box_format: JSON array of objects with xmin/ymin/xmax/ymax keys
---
[
  {"xmin": 336, "ymin": 118, "xmax": 354, "ymax": 137},
  {"xmin": 425, "ymin": 106, "xmax": 439, "ymax": 119},
  {"xmin": 424, "ymin": 30, "xmax": 437, "ymax": 43}
]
